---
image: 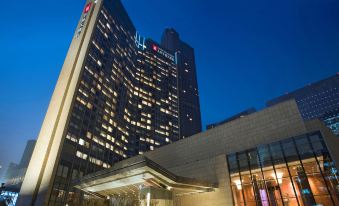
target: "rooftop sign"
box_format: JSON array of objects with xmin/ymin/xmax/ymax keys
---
[
  {"xmin": 76, "ymin": 2, "xmax": 93, "ymax": 38},
  {"xmin": 152, "ymin": 44, "xmax": 175, "ymax": 62},
  {"xmin": 135, "ymin": 31, "xmax": 146, "ymax": 50}
]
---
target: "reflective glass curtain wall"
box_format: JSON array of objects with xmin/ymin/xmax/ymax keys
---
[{"xmin": 227, "ymin": 132, "xmax": 339, "ymax": 206}]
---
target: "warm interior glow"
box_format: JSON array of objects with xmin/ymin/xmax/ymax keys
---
[
  {"xmin": 272, "ymin": 172, "xmax": 283, "ymax": 184},
  {"xmin": 146, "ymin": 192, "xmax": 151, "ymax": 206},
  {"xmin": 234, "ymin": 180, "xmax": 242, "ymax": 190}
]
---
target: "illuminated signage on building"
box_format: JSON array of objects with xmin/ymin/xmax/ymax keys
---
[
  {"xmin": 84, "ymin": 3, "xmax": 92, "ymax": 13},
  {"xmin": 152, "ymin": 44, "xmax": 159, "ymax": 52},
  {"xmin": 135, "ymin": 31, "xmax": 146, "ymax": 50},
  {"xmin": 76, "ymin": 2, "xmax": 93, "ymax": 38},
  {"xmin": 152, "ymin": 44, "xmax": 175, "ymax": 62},
  {"xmin": 134, "ymin": 33, "xmax": 175, "ymax": 62}
]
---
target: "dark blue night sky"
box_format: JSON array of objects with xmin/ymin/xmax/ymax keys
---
[{"xmin": 0, "ymin": 0, "xmax": 338, "ymax": 179}]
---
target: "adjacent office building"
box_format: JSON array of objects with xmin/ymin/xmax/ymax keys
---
[
  {"xmin": 73, "ymin": 100, "xmax": 339, "ymax": 206},
  {"xmin": 18, "ymin": 0, "xmax": 201, "ymax": 205},
  {"xmin": 1, "ymin": 140, "xmax": 36, "ymax": 206},
  {"xmin": 4, "ymin": 140, "xmax": 36, "ymax": 190},
  {"xmin": 320, "ymin": 107, "xmax": 339, "ymax": 137},
  {"xmin": 267, "ymin": 74, "xmax": 339, "ymax": 136},
  {"xmin": 161, "ymin": 28, "xmax": 202, "ymax": 138}
]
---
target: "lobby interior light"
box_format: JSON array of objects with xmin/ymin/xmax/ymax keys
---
[
  {"xmin": 234, "ymin": 180, "xmax": 242, "ymax": 190},
  {"xmin": 272, "ymin": 172, "xmax": 283, "ymax": 184},
  {"xmin": 146, "ymin": 192, "xmax": 151, "ymax": 206}
]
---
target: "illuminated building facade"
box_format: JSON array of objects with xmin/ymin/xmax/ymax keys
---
[
  {"xmin": 161, "ymin": 28, "xmax": 202, "ymax": 138},
  {"xmin": 267, "ymin": 74, "xmax": 339, "ymax": 136},
  {"xmin": 18, "ymin": 0, "xmax": 190, "ymax": 205}
]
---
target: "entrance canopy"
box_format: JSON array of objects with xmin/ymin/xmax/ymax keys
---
[{"xmin": 73, "ymin": 156, "xmax": 217, "ymax": 197}]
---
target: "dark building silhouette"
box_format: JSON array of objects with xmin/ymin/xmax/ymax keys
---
[
  {"xmin": 206, "ymin": 108, "xmax": 256, "ymax": 130},
  {"xmin": 19, "ymin": 140, "xmax": 36, "ymax": 168},
  {"xmin": 4, "ymin": 140, "xmax": 36, "ymax": 190},
  {"xmin": 161, "ymin": 28, "xmax": 202, "ymax": 138},
  {"xmin": 267, "ymin": 73, "xmax": 339, "ymax": 136}
]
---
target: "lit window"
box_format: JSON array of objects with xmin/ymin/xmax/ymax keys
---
[
  {"xmin": 79, "ymin": 139, "xmax": 85, "ymax": 146},
  {"xmin": 97, "ymin": 60, "xmax": 102, "ymax": 66}
]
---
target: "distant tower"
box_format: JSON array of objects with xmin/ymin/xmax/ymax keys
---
[
  {"xmin": 19, "ymin": 140, "xmax": 36, "ymax": 168},
  {"xmin": 161, "ymin": 28, "xmax": 202, "ymax": 138},
  {"xmin": 3, "ymin": 140, "xmax": 36, "ymax": 190}
]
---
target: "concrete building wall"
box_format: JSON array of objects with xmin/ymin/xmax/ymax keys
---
[
  {"xmin": 144, "ymin": 100, "xmax": 308, "ymax": 206},
  {"xmin": 145, "ymin": 100, "xmax": 306, "ymax": 172}
]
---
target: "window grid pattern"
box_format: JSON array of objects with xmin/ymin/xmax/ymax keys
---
[{"xmin": 48, "ymin": 1, "xmax": 179, "ymax": 205}]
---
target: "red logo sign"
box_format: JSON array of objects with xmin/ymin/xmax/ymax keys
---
[
  {"xmin": 84, "ymin": 2, "xmax": 92, "ymax": 13},
  {"xmin": 152, "ymin": 45, "xmax": 158, "ymax": 52}
]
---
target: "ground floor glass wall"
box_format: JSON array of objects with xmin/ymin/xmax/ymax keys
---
[{"xmin": 227, "ymin": 132, "xmax": 339, "ymax": 206}]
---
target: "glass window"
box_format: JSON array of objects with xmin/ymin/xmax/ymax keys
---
[
  {"xmin": 248, "ymin": 150, "xmax": 260, "ymax": 170},
  {"xmin": 231, "ymin": 173, "xmax": 241, "ymax": 186},
  {"xmin": 257, "ymin": 200, "xmax": 270, "ymax": 206},
  {"xmin": 287, "ymin": 162, "xmax": 302, "ymax": 176},
  {"xmin": 265, "ymin": 179, "xmax": 282, "ymax": 204},
  {"xmin": 282, "ymin": 198, "xmax": 298, "ymax": 206},
  {"xmin": 238, "ymin": 152, "xmax": 249, "ymax": 171},
  {"xmin": 309, "ymin": 133, "xmax": 321, "ymax": 142},
  {"xmin": 311, "ymin": 140, "xmax": 326, "ymax": 152},
  {"xmin": 279, "ymin": 178, "xmax": 296, "ymax": 199},
  {"xmin": 243, "ymin": 184, "xmax": 256, "ymax": 202},
  {"xmin": 290, "ymin": 175, "xmax": 304, "ymax": 205},
  {"xmin": 314, "ymin": 195, "xmax": 334, "ymax": 206},
  {"xmin": 253, "ymin": 178, "xmax": 267, "ymax": 201},
  {"xmin": 258, "ymin": 145, "xmax": 272, "ymax": 167},
  {"xmin": 57, "ymin": 165, "xmax": 63, "ymax": 177},
  {"xmin": 302, "ymin": 160, "xmax": 320, "ymax": 174},
  {"xmin": 294, "ymin": 135, "xmax": 308, "ymax": 145},
  {"xmin": 270, "ymin": 143, "xmax": 284, "ymax": 165},
  {"xmin": 251, "ymin": 168, "xmax": 264, "ymax": 182},
  {"xmin": 323, "ymin": 169, "xmax": 339, "ymax": 205},
  {"xmin": 232, "ymin": 185, "xmax": 244, "ymax": 205},
  {"xmin": 245, "ymin": 202, "xmax": 257, "ymax": 206},
  {"xmin": 295, "ymin": 137, "xmax": 313, "ymax": 159},
  {"xmin": 313, "ymin": 142, "xmax": 330, "ymax": 161},
  {"xmin": 275, "ymin": 165, "xmax": 289, "ymax": 178},
  {"xmin": 282, "ymin": 140, "xmax": 298, "ymax": 162},
  {"xmin": 227, "ymin": 133, "xmax": 338, "ymax": 206},
  {"xmin": 307, "ymin": 173, "xmax": 329, "ymax": 195},
  {"xmin": 228, "ymin": 154, "xmax": 239, "ymax": 174},
  {"xmin": 262, "ymin": 168, "xmax": 275, "ymax": 180},
  {"xmin": 240, "ymin": 171, "xmax": 252, "ymax": 184},
  {"xmin": 62, "ymin": 166, "xmax": 69, "ymax": 178}
]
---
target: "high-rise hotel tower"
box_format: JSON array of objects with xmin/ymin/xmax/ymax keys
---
[
  {"xmin": 17, "ymin": 0, "xmax": 201, "ymax": 205},
  {"xmin": 161, "ymin": 28, "xmax": 202, "ymax": 138}
]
